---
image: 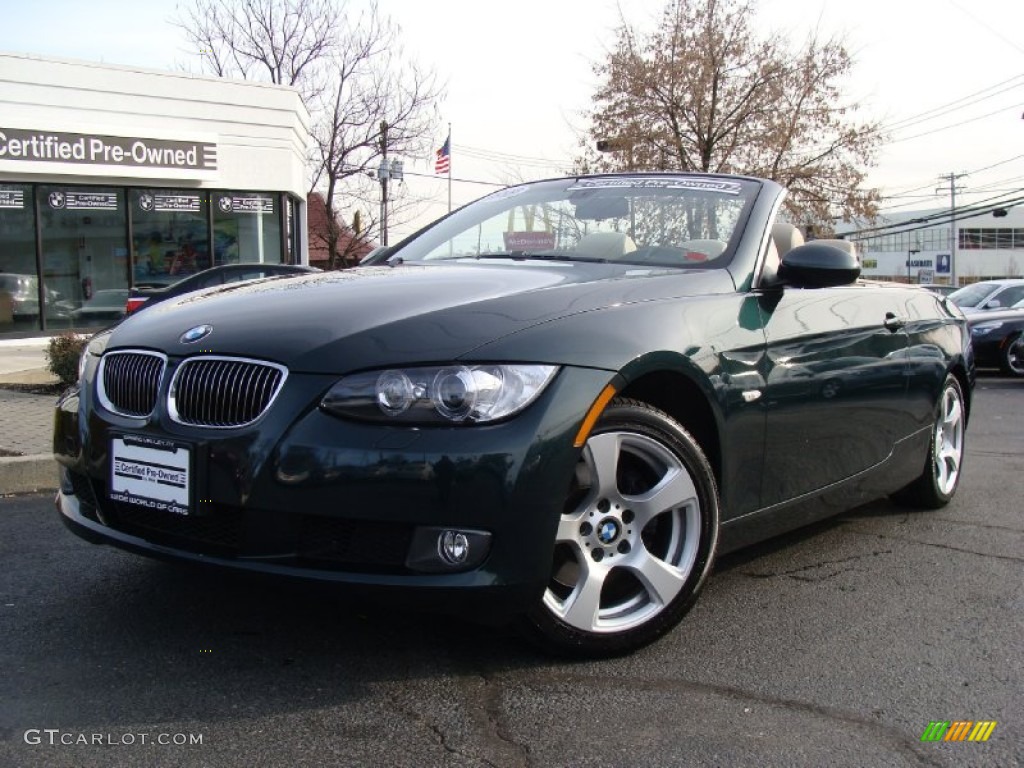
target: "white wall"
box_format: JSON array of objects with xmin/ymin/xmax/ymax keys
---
[{"xmin": 0, "ymin": 52, "xmax": 309, "ymax": 197}]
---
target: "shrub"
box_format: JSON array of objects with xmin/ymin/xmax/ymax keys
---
[{"xmin": 46, "ymin": 332, "xmax": 89, "ymax": 386}]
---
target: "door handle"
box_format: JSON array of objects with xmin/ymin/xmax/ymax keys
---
[{"xmin": 883, "ymin": 312, "xmax": 906, "ymax": 332}]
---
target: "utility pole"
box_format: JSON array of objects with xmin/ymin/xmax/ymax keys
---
[
  {"xmin": 936, "ymin": 172, "xmax": 967, "ymax": 286},
  {"xmin": 378, "ymin": 121, "xmax": 389, "ymax": 246}
]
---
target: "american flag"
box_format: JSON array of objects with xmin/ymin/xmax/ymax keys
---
[{"xmin": 435, "ymin": 136, "xmax": 450, "ymax": 174}]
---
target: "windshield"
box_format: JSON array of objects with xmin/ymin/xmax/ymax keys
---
[
  {"xmin": 949, "ymin": 283, "xmax": 999, "ymax": 308},
  {"xmin": 393, "ymin": 175, "xmax": 760, "ymax": 269}
]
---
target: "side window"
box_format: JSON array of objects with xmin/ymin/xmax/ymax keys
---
[{"xmin": 995, "ymin": 286, "xmax": 1024, "ymax": 307}]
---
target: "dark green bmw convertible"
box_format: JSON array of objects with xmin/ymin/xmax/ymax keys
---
[{"xmin": 55, "ymin": 173, "xmax": 973, "ymax": 656}]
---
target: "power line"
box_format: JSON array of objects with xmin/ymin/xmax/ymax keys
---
[
  {"xmin": 840, "ymin": 192, "xmax": 1024, "ymax": 239},
  {"xmin": 882, "ymin": 76, "xmax": 1024, "ymax": 134},
  {"xmin": 401, "ymin": 169, "xmax": 507, "ymax": 187},
  {"xmin": 875, "ymin": 153, "xmax": 1024, "ymax": 203},
  {"xmin": 947, "ymin": 0, "xmax": 1024, "ymax": 56},
  {"xmin": 788, "ymin": 74, "xmax": 1024, "ymax": 163},
  {"xmin": 457, "ymin": 142, "xmax": 567, "ymax": 167},
  {"xmin": 887, "ymin": 104, "xmax": 1021, "ymax": 145}
]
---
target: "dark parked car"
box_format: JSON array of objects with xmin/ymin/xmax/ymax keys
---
[
  {"xmin": 126, "ymin": 263, "xmax": 320, "ymax": 314},
  {"xmin": 55, "ymin": 173, "xmax": 974, "ymax": 657},
  {"xmin": 968, "ymin": 307, "xmax": 1024, "ymax": 376},
  {"xmin": 70, "ymin": 289, "xmax": 130, "ymax": 327}
]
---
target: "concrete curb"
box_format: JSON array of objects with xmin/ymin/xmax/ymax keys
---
[{"xmin": 0, "ymin": 455, "xmax": 58, "ymax": 495}]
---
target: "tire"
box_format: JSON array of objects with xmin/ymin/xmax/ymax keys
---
[
  {"xmin": 999, "ymin": 333, "xmax": 1024, "ymax": 377},
  {"xmin": 523, "ymin": 398, "xmax": 719, "ymax": 657},
  {"xmin": 891, "ymin": 374, "xmax": 966, "ymax": 509}
]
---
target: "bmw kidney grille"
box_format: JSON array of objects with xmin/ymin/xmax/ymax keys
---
[
  {"xmin": 98, "ymin": 351, "xmax": 167, "ymax": 417},
  {"xmin": 98, "ymin": 351, "xmax": 286, "ymax": 427},
  {"xmin": 169, "ymin": 356, "xmax": 287, "ymax": 428}
]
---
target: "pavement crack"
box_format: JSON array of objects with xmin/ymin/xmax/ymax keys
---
[
  {"xmin": 476, "ymin": 673, "xmax": 532, "ymax": 768},
  {"xmin": 966, "ymin": 449, "xmax": 1024, "ymax": 459},
  {"xmin": 523, "ymin": 672, "xmax": 943, "ymax": 768},
  {"xmin": 842, "ymin": 516, "xmax": 1023, "ymax": 534},
  {"xmin": 385, "ymin": 691, "xmax": 472, "ymax": 764},
  {"xmin": 845, "ymin": 530, "xmax": 1024, "ymax": 563},
  {"xmin": 740, "ymin": 550, "xmax": 892, "ymax": 580}
]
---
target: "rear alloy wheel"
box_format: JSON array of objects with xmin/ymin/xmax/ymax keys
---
[
  {"xmin": 891, "ymin": 374, "xmax": 966, "ymax": 509},
  {"xmin": 1000, "ymin": 334, "xmax": 1024, "ymax": 377},
  {"xmin": 524, "ymin": 398, "xmax": 719, "ymax": 657}
]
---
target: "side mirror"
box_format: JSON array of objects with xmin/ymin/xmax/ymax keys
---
[
  {"xmin": 359, "ymin": 246, "xmax": 393, "ymax": 265},
  {"xmin": 984, "ymin": 299, "xmax": 1001, "ymax": 309},
  {"xmin": 778, "ymin": 242, "xmax": 861, "ymax": 288}
]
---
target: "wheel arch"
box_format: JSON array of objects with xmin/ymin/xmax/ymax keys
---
[
  {"xmin": 615, "ymin": 365, "xmax": 723, "ymax": 490},
  {"xmin": 949, "ymin": 361, "xmax": 972, "ymax": 424}
]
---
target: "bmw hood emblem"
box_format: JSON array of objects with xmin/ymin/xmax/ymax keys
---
[{"xmin": 180, "ymin": 324, "xmax": 213, "ymax": 344}]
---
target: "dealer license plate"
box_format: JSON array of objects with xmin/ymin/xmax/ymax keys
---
[{"xmin": 109, "ymin": 435, "xmax": 191, "ymax": 516}]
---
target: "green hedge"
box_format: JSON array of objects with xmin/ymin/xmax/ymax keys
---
[{"xmin": 46, "ymin": 332, "xmax": 89, "ymax": 386}]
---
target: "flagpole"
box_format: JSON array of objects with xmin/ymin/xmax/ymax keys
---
[{"xmin": 447, "ymin": 122, "xmax": 452, "ymax": 213}]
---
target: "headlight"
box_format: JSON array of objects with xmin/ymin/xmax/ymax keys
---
[
  {"xmin": 77, "ymin": 330, "xmax": 112, "ymax": 384},
  {"xmin": 321, "ymin": 364, "xmax": 559, "ymax": 424},
  {"xmin": 970, "ymin": 321, "xmax": 1003, "ymax": 336}
]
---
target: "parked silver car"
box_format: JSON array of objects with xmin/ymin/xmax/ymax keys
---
[{"xmin": 948, "ymin": 279, "xmax": 1024, "ymax": 314}]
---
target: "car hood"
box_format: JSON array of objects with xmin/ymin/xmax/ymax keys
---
[
  {"xmin": 967, "ymin": 307, "xmax": 1024, "ymax": 325},
  {"xmin": 106, "ymin": 262, "xmax": 735, "ymax": 373}
]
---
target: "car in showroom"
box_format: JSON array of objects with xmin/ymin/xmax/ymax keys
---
[
  {"xmin": 0, "ymin": 273, "xmax": 67, "ymax": 322},
  {"xmin": 126, "ymin": 263, "xmax": 320, "ymax": 314},
  {"xmin": 69, "ymin": 289, "xmax": 130, "ymax": 327},
  {"xmin": 54, "ymin": 173, "xmax": 974, "ymax": 657},
  {"xmin": 947, "ymin": 278, "xmax": 1024, "ymax": 315},
  {"xmin": 968, "ymin": 307, "xmax": 1024, "ymax": 376}
]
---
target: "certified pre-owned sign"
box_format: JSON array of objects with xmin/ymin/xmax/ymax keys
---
[{"xmin": 0, "ymin": 128, "xmax": 217, "ymax": 171}]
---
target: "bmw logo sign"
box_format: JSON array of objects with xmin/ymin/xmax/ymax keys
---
[
  {"xmin": 597, "ymin": 518, "xmax": 620, "ymax": 545},
  {"xmin": 180, "ymin": 325, "xmax": 213, "ymax": 344}
]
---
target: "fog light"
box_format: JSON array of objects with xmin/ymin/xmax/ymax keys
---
[
  {"xmin": 405, "ymin": 526, "xmax": 492, "ymax": 572},
  {"xmin": 439, "ymin": 530, "xmax": 469, "ymax": 564}
]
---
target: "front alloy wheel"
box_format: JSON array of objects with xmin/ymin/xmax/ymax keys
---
[
  {"xmin": 1001, "ymin": 334, "xmax": 1024, "ymax": 377},
  {"xmin": 525, "ymin": 398, "xmax": 719, "ymax": 657}
]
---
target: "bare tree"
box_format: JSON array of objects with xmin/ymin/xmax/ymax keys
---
[
  {"xmin": 178, "ymin": 0, "xmax": 338, "ymax": 102},
  {"xmin": 177, "ymin": 0, "xmax": 442, "ymax": 267},
  {"xmin": 307, "ymin": 9, "xmax": 441, "ymax": 266},
  {"xmin": 584, "ymin": 0, "xmax": 882, "ymax": 229}
]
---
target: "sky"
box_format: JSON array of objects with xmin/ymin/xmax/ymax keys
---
[{"xmin": 1, "ymin": 0, "xmax": 1022, "ymax": 239}]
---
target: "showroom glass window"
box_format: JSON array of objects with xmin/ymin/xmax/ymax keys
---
[
  {"xmin": 212, "ymin": 192, "xmax": 282, "ymax": 265},
  {"xmin": 130, "ymin": 189, "xmax": 210, "ymax": 285},
  {"xmin": 37, "ymin": 185, "xmax": 128, "ymax": 330},
  {"xmin": 0, "ymin": 184, "xmax": 38, "ymax": 332}
]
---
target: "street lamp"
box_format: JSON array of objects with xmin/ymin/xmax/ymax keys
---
[{"xmin": 906, "ymin": 248, "xmax": 920, "ymax": 283}]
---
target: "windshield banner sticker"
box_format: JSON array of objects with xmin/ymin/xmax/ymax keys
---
[
  {"xmin": 503, "ymin": 231, "xmax": 556, "ymax": 250},
  {"xmin": 568, "ymin": 177, "xmax": 744, "ymax": 195}
]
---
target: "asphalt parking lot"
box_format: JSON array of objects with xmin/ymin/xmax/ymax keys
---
[{"xmin": 1, "ymin": 375, "xmax": 1020, "ymax": 768}]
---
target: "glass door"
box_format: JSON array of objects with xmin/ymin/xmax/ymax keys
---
[{"xmin": 37, "ymin": 186, "xmax": 128, "ymax": 330}]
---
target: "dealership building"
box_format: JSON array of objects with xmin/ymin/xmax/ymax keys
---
[
  {"xmin": 840, "ymin": 204, "xmax": 1024, "ymax": 287},
  {"xmin": 0, "ymin": 52, "xmax": 310, "ymax": 337}
]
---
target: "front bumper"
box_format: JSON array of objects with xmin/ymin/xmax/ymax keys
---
[{"xmin": 54, "ymin": 365, "xmax": 614, "ymax": 612}]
